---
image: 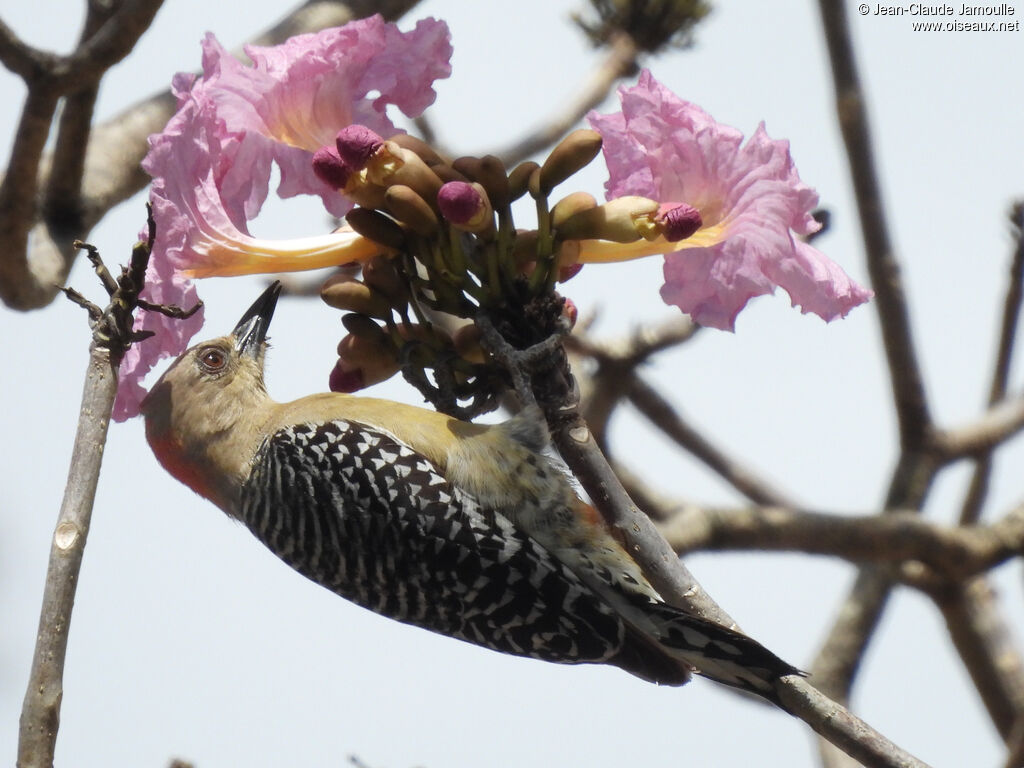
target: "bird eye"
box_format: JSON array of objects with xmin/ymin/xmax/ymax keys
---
[{"xmin": 198, "ymin": 347, "xmax": 227, "ymax": 373}]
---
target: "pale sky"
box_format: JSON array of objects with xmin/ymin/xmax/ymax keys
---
[{"xmin": 3, "ymin": 1, "xmax": 1023, "ymax": 766}]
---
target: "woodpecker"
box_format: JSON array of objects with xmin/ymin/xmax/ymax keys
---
[{"xmin": 142, "ymin": 282, "xmax": 801, "ymax": 705}]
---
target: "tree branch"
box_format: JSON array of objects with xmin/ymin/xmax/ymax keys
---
[
  {"xmin": 931, "ymin": 395, "xmax": 1024, "ymax": 460},
  {"xmin": 658, "ymin": 503, "xmax": 1024, "ymax": 579},
  {"xmin": 17, "ymin": 225, "xmax": 155, "ymax": 767},
  {"xmin": 960, "ymin": 205, "xmax": 1024, "ymax": 523},
  {"xmin": 776, "ymin": 677, "xmax": 932, "ymax": 768},
  {"xmin": 929, "ymin": 578, "xmax": 1024, "ymax": 742},
  {"xmin": 626, "ymin": 374, "xmax": 799, "ymax": 508},
  {"xmin": 817, "ymin": 0, "xmax": 931, "ymax": 447},
  {"xmin": 476, "ymin": 31, "xmax": 637, "ymax": 168}
]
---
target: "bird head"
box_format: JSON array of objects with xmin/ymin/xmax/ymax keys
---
[{"xmin": 141, "ymin": 282, "xmax": 282, "ymax": 510}]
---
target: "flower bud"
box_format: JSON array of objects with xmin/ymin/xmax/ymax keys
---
[
  {"xmin": 558, "ymin": 261, "xmax": 583, "ymax": 283},
  {"xmin": 384, "ymin": 184, "xmax": 439, "ymax": 236},
  {"xmin": 341, "ymin": 312, "xmax": 387, "ymax": 340},
  {"xmin": 555, "ymin": 239, "xmax": 582, "ymax": 281},
  {"xmin": 337, "ymin": 127, "xmax": 443, "ymax": 203},
  {"xmin": 345, "ymin": 207, "xmax": 407, "ymax": 251},
  {"xmin": 340, "ymin": 173, "xmax": 389, "ymax": 210},
  {"xmin": 330, "ymin": 333, "xmax": 400, "ymax": 392},
  {"xmin": 527, "ymin": 165, "xmax": 543, "ymax": 200},
  {"xmin": 362, "ymin": 254, "xmax": 409, "ymax": 305},
  {"xmin": 396, "ymin": 322, "xmax": 453, "ymax": 347},
  {"xmin": 321, "ymin": 274, "xmax": 392, "ymax": 317},
  {"xmin": 556, "ymin": 196, "xmax": 660, "ymax": 242},
  {"xmin": 477, "ymin": 156, "xmax": 510, "ymax": 210},
  {"xmin": 452, "ymin": 323, "xmax": 486, "ymax": 364},
  {"xmin": 335, "ymin": 125, "xmax": 384, "ymax": 170},
  {"xmin": 388, "ymin": 132, "xmax": 446, "ymax": 166},
  {"xmin": 538, "ymin": 129, "xmax": 603, "ymax": 195},
  {"xmin": 508, "ymin": 161, "xmax": 539, "ymax": 202},
  {"xmin": 452, "ymin": 156, "xmax": 483, "ymax": 180},
  {"xmin": 312, "ymin": 146, "xmax": 351, "ymax": 189},
  {"xmin": 380, "ymin": 144, "xmax": 444, "ymax": 202},
  {"xmin": 437, "ymin": 181, "xmax": 493, "ymax": 232},
  {"xmin": 431, "ymin": 164, "xmax": 471, "ymax": 184},
  {"xmin": 561, "ymin": 297, "xmax": 578, "ymax": 328},
  {"xmin": 551, "ymin": 191, "xmax": 598, "ymax": 228},
  {"xmin": 655, "ymin": 202, "xmax": 703, "ymax": 241}
]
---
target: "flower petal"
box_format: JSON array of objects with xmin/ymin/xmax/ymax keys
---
[
  {"xmin": 192, "ymin": 17, "xmax": 451, "ymax": 218},
  {"xmin": 590, "ymin": 70, "xmax": 871, "ymax": 327},
  {"xmin": 764, "ymin": 239, "xmax": 875, "ymax": 322},
  {"xmin": 660, "ymin": 239, "xmax": 775, "ymax": 331}
]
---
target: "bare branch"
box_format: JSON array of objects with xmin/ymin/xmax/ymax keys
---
[
  {"xmin": 776, "ymin": 677, "xmax": 933, "ymax": 768},
  {"xmin": 932, "ymin": 395, "xmax": 1024, "ymax": 460},
  {"xmin": 960, "ymin": 206, "xmax": 1024, "ymax": 523},
  {"xmin": 809, "ymin": 2, "xmax": 945, "ymax": 739},
  {"xmin": 817, "ymin": 0, "xmax": 931, "ymax": 446},
  {"xmin": 930, "ymin": 578, "xmax": 1024, "ymax": 743},
  {"xmin": 541, "ymin": 376, "xmax": 931, "ymax": 767},
  {"xmin": 809, "ymin": 451, "xmax": 940, "ymax": 718},
  {"xmin": 659, "ymin": 504, "xmax": 1024, "ymax": 579},
  {"xmin": 549, "ymin": 412, "xmax": 739, "ymax": 627},
  {"xmin": 490, "ymin": 32, "xmax": 638, "ymax": 167},
  {"xmin": 627, "ymin": 374, "xmax": 799, "ymax": 508},
  {"xmin": 18, "ymin": 226, "xmax": 155, "ymax": 766},
  {"xmin": 0, "ymin": 17, "xmax": 61, "ymax": 80}
]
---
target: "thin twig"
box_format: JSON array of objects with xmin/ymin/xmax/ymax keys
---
[
  {"xmin": 488, "ymin": 32, "xmax": 638, "ymax": 167},
  {"xmin": 565, "ymin": 315, "xmax": 700, "ymax": 447},
  {"xmin": 817, "ymin": 0, "xmax": 931, "ymax": 447},
  {"xmin": 627, "ymin": 374, "xmax": 799, "ymax": 508},
  {"xmin": 960, "ymin": 205, "xmax": 1024, "ymax": 523}
]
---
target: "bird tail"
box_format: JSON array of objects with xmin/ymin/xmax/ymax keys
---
[{"xmin": 640, "ymin": 601, "xmax": 805, "ymax": 706}]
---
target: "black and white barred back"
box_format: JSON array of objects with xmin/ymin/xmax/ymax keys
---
[
  {"xmin": 239, "ymin": 420, "xmax": 648, "ymax": 668},
  {"xmin": 239, "ymin": 419, "xmax": 800, "ymax": 695}
]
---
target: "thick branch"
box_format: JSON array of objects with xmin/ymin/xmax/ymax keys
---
[
  {"xmin": 549, "ymin": 413, "xmax": 737, "ymax": 627},
  {"xmin": 476, "ymin": 314, "xmax": 931, "ymax": 766},
  {"xmin": 931, "ymin": 396, "xmax": 1024, "ymax": 460},
  {"xmin": 776, "ymin": 677, "xmax": 932, "ymax": 768},
  {"xmin": 659, "ymin": 504, "xmax": 1024, "ymax": 578}
]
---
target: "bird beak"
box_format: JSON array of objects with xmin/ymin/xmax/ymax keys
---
[{"xmin": 232, "ymin": 281, "xmax": 282, "ymax": 358}]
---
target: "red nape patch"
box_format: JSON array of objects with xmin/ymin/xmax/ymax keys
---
[
  {"xmin": 576, "ymin": 501, "xmax": 608, "ymax": 529},
  {"xmin": 146, "ymin": 433, "xmax": 214, "ymax": 502}
]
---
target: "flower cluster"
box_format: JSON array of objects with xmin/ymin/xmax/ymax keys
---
[
  {"xmin": 115, "ymin": 14, "xmax": 871, "ymax": 421},
  {"xmin": 115, "ymin": 15, "xmax": 451, "ymax": 419}
]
